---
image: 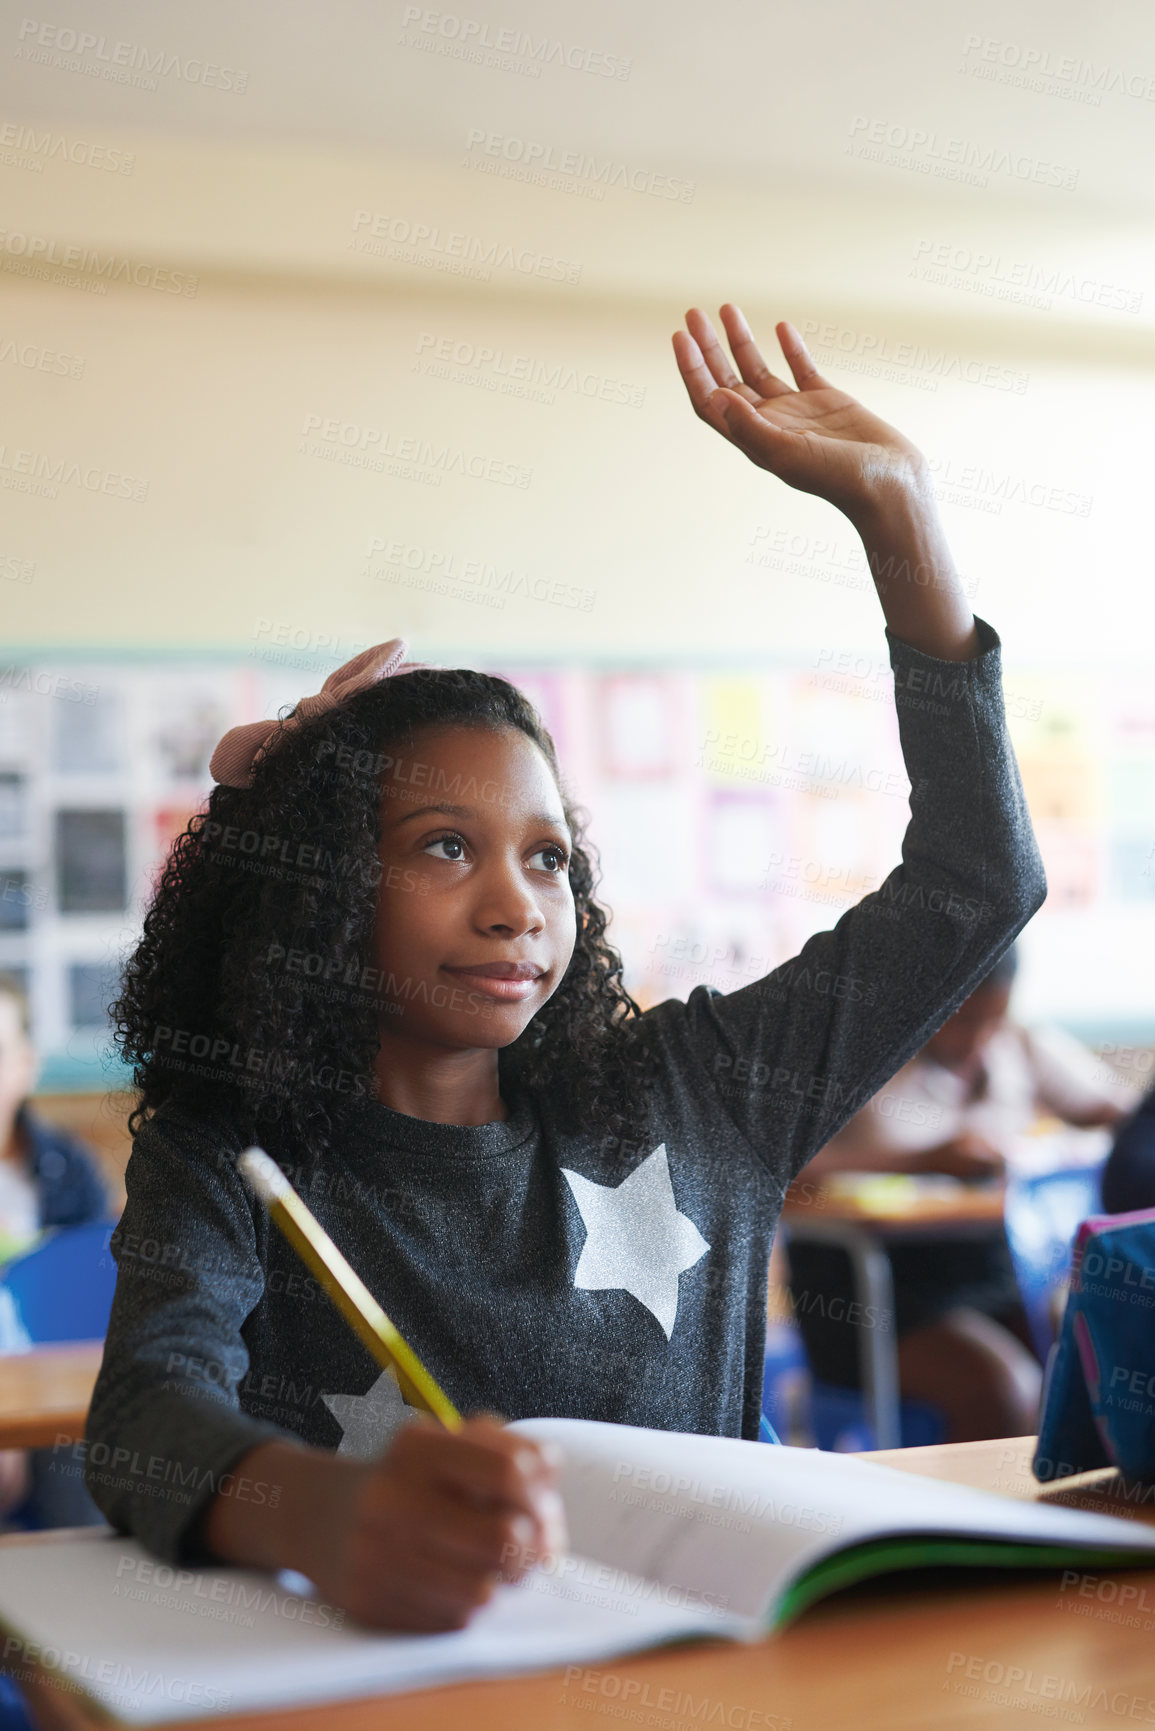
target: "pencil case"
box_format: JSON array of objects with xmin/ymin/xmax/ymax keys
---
[{"xmin": 1034, "ymin": 1208, "xmax": 1155, "ymax": 1482}]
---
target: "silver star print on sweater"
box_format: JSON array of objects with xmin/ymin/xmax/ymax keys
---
[{"xmin": 562, "ymin": 1145, "xmax": 710, "ymax": 1340}]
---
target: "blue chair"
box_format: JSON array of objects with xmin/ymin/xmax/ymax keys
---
[
  {"xmin": 1003, "ymin": 1164, "xmax": 1103, "ymax": 1361},
  {"xmin": 0, "ymin": 1222, "xmax": 119, "ymax": 1726},
  {"xmin": 761, "ymin": 1320, "xmax": 809, "ymax": 1444},
  {"xmin": 1, "ymin": 1220, "xmax": 119, "ymax": 1537},
  {"xmin": 0, "ymin": 1220, "xmax": 118, "ymax": 1343},
  {"xmin": 0, "ymin": 1677, "xmax": 34, "ymax": 1731},
  {"xmin": 761, "ymin": 1312, "xmax": 945, "ymax": 1449},
  {"xmin": 806, "ymin": 1379, "xmax": 946, "ymax": 1452}
]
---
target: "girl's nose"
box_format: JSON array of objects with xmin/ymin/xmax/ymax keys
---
[{"xmin": 476, "ymin": 865, "xmax": 544, "ymax": 934}]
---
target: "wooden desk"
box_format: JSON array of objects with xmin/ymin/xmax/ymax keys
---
[
  {"xmin": 782, "ymin": 1177, "xmax": 1007, "ymax": 1232},
  {"xmin": 781, "ymin": 1179, "xmax": 1010, "ymax": 1447},
  {"xmin": 11, "ymin": 1436, "xmax": 1155, "ymax": 1731},
  {"xmin": 0, "ymin": 1342, "xmax": 103, "ymax": 1448}
]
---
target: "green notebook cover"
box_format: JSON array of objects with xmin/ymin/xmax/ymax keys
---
[{"xmin": 775, "ymin": 1536, "xmax": 1149, "ymax": 1627}]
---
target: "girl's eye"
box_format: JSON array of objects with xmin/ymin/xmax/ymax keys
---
[
  {"xmin": 423, "ymin": 833, "xmax": 569, "ymax": 873},
  {"xmin": 424, "ymin": 832, "xmax": 467, "ymax": 862},
  {"xmin": 532, "ymin": 845, "xmax": 570, "ymax": 875}
]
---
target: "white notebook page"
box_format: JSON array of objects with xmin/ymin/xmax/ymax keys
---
[
  {"xmin": 510, "ymin": 1418, "xmax": 1155, "ymax": 1622},
  {"xmin": 0, "ymin": 1532, "xmax": 744, "ymax": 1727}
]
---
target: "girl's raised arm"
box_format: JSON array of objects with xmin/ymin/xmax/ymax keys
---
[{"xmin": 649, "ymin": 307, "xmax": 1047, "ymax": 1185}]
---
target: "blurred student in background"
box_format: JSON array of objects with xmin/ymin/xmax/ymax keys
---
[
  {"xmin": 0, "ymin": 971, "xmax": 111, "ymax": 1522},
  {"xmin": 1101, "ymin": 1078, "xmax": 1155, "ymax": 1214},
  {"xmin": 787, "ymin": 945, "xmax": 1137, "ymax": 1441}
]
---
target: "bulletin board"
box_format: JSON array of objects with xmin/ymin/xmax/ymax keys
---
[{"xmin": 0, "ymin": 653, "xmax": 1149, "ymax": 1089}]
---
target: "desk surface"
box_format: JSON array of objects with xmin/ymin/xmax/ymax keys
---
[
  {"xmin": 0, "ymin": 1342, "xmax": 103, "ymax": 1448},
  {"xmin": 12, "ymin": 1435, "xmax": 1155, "ymax": 1731},
  {"xmin": 783, "ymin": 1178, "xmax": 1007, "ymax": 1231}
]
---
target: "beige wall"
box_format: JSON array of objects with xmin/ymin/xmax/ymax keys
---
[{"xmin": 3, "ymin": 131, "xmax": 1154, "ymax": 666}]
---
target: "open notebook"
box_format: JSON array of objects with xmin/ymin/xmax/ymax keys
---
[{"xmin": 3, "ymin": 1419, "xmax": 1155, "ymax": 1726}]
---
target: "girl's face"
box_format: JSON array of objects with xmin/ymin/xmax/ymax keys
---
[{"xmin": 371, "ymin": 724, "xmax": 577, "ymax": 1050}]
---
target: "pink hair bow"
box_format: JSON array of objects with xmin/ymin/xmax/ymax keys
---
[{"xmin": 209, "ymin": 637, "xmax": 437, "ymax": 789}]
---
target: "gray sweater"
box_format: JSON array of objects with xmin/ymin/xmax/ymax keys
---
[{"xmin": 83, "ymin": 616, "xmax": 1046, "ymax": 1564}]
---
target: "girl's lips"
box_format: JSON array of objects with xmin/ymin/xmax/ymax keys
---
[{"xmin": 442, "ymin": 967, "xmax": 543, "ymax": 1001}]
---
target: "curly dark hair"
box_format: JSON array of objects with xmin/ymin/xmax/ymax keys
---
[{"xmin": 112, "ymin": 668, "xmax": 662, "ymax": 1173}]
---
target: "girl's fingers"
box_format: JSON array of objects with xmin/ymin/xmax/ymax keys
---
[
  {"xmin": 424, "ymin": 1502, "xmax": 546, "ymax": 1575},
  {"xmin": 776, "ymin": 321, "xmax": 831, "ymax": 391},
  {"xmin": 719, "ymin": 305, "xmax": 794, "ymax": 399},
  {"xmin": 356, "ymin": 1544, "xmax": 501, "ymax": 1632},
  {"xmin": 389, "ymin": 1420, "xmax": 560, "ymax": 1533},
  {"xmin": 672, "ymin": 331, "xmax": 738, "ymax": 441},
  {"xmin": 683, "ymin": 307, "xmax": 753, "ymax": 397}
]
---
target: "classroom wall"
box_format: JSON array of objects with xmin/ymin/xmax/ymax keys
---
[
  {"xmin": 5, "ymin": 125, "xmax": 1155, "ymax": 1046},
  {"xmin": 4, "ymin": 131, "xmax": 1154, "ymax": 667}
]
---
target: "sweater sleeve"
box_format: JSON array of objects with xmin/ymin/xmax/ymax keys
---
[
  {"xmin": 637, "ymin": 615, "xmax": 1048, "ymax": 1188},
  {"xmin": 82, "ymin": 1104, "xmax": 302, "ymax": 1565}
]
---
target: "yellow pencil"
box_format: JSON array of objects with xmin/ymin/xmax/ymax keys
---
[{"xmin": 237, "ymin": 1146, "xmax": 463, "ymax": 1431}]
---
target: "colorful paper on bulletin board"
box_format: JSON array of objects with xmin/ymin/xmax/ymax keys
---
[
  {"xmin": 0, "ymin": 694, "xmax": 31, "ymax": 758},
  {"xmin": 53, "ymin": 685, "xmax": 123, "ymax": 774},
  {"xmin": 1019, "ymin": 754, "xmax": 1101, "ymax": 826},
  {"xmin": 584, "ymin": 780, "xmax": 698, "ymax": 903},
  {"xmin": 55, "ymin": 809, "xmax": 127, "ymax": 913},
  {"xmin": 496, "ymin": 670, "xmax": 569, "ymax": 761},
  {"xmin": 703, "ymin": 789, "xmax": 779, "ymax": 897},
  {"xmin": 1004, "ymin": 674, "xmax": 1099, "ymax": 757},
  {"xmin": 68, "ymin": 960, "xmax": 120, "ymax": 1030},
  {"xmin": 148, "ymin": 678, "xmax": 231, "ymax": 781},
  {"xmin": 0, "ymin": 773, "xmax": 25, "ymax": 838},
  {"xmin": 790, "ymin": 666, "xmax": 899, "ymax": 764},
  {"xmin": 1012, "ymin": 675, "xmax": 1102, "ymax": 828},
  {"xmin": 1032, "ymin": 823, "xmax": 1100, "ymax": 910},
  {"xmin": 781, "ymin": 794, "xmax": 889, "ymax": 909},
  {"xmin": 0, "ymin": 868, "xmax": 30, "ymax": 930},
  {"xmin": 698, "ymin": 676, "xmax": 768, "ymax": 787},
  {"xmin": 597, "ymin": 674, "xmax": 681, "ymax": 779},
  {"xmin": 1108, "ymin": 762, "xmax": 1155, "ymax": 833},
  {"xmin": 1107, "ymin": 682, "xmax": 1155, "ymax": 755},
  {"xmin": 1110, "ymin": 840, "xmax": 1155, "ymax": 902},
  {"xmin": 149, "ymin": 807, "xmax": 200, "ymax": 890}
]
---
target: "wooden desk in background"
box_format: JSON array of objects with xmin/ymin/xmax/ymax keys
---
[
  {"xmin": 782, "ymin": 1175, "xmax": 1008, "ymax": 1232},
  {"xmin": 10, "ymin": 1436, "xmax": 1155, "ymax": 1731},
  {"xmin": 0, "ymin": 1343, "xmax": 103, "ymax": 1449},
  {"xmin": 780, "ymin": 1177, "xmax": 1009, "ymax": 1448}
]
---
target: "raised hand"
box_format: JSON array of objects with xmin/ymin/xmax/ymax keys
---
[{"xmin": 672, "ymin": 306, "xmax": 928, "ymax": 522}]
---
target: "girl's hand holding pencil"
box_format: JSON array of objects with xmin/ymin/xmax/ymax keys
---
[
  {"xmin": 203, "ymin": 1413, "xmax": 568, "ymax": 1634},
  {"xmin": 201, "ymin": 1151, "xmax": 568, "ymax": 1634},
  {"xmin": 294, "ymin": 1413, "xmax": 568, "ymax": 1634}
]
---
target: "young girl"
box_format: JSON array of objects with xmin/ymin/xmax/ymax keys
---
[{"xmin": 85, "ymin": 307, "xmax": 1046, "ymax": 1634}]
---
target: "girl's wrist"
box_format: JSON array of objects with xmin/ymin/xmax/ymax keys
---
[
  {"xmin": 845, "ymin": 462, "xmax": 937, "ymax": 548},
  {"xmin": 268, "ymin": 1444, "xmax": 376, "ymax": 1584},
  {"xmin": 846, "ymin": 475, "xmax": 980, "ymax": 662},
  {"xmin": 199, "ymin": 1438, "xmax": 369, "ymax": 1579}
]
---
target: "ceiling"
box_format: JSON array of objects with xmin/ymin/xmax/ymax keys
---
[
  {"xmin": 4, "ymin": 0, "xmax": 1154, "ymax": 342},
  {"xmin": 6, "ymin": 0, "xmax": 1154, "ymax": 216}
]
